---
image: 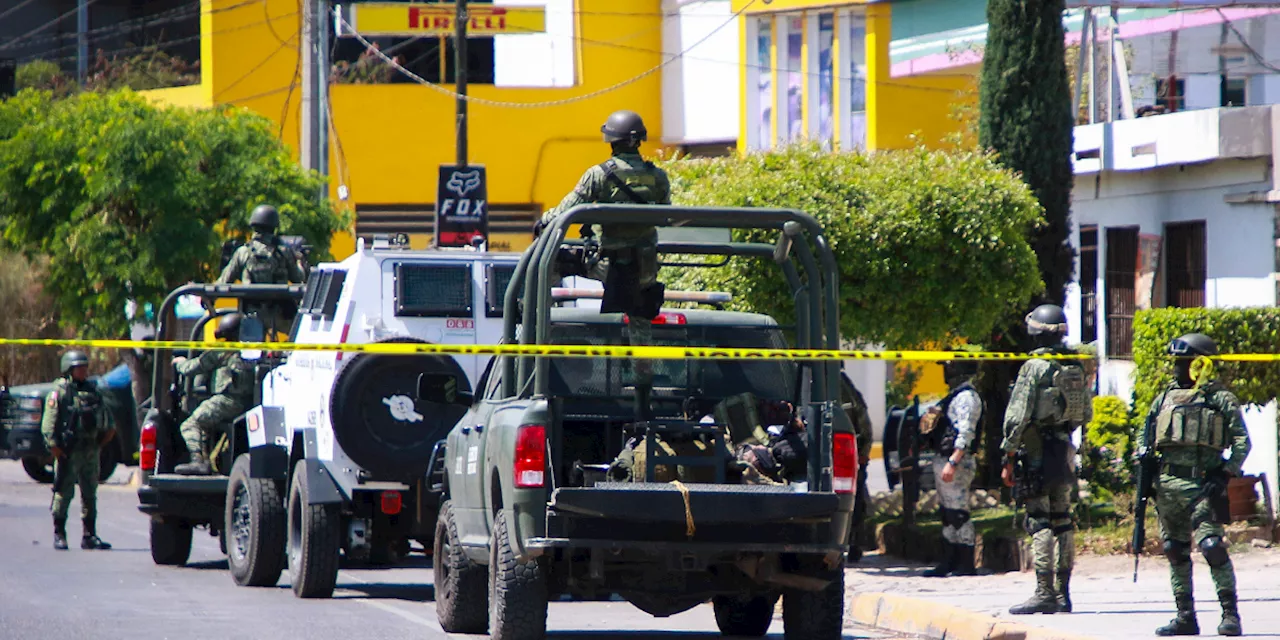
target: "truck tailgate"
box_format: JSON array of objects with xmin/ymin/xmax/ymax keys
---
[{"xmin": 549, "ymin": 482, "xmax": 838, "ymax": 525}]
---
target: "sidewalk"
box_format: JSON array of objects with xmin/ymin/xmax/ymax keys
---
[{"xmin": 845, "ymin": 546, "xmax": 1280, "ymax": 639}]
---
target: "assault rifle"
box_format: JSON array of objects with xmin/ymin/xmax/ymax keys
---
[
  {"xmin": 1132, "ymin": 411, "xmax": 1158, "ymax": 583},
  {"xmin": 49, "ymin": 405, "xmax": 81, "ymax": 507}
]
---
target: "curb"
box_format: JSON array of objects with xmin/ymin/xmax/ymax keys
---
[{"xmin": 848, "ymin": 592, "xmax": 1100, "ymax": 640}]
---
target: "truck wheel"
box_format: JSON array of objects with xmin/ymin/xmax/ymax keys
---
[
  {"xmin": 150, "ymin": 517, "xmax": 193, "ymax": 566},
  {"xmin": 434, "ymin": 501, "xmax": 488, "ymax": 634},
  {"xmin": 226, "ymin": 454, "xmax": 286, "ymax": 587},
  {"xmin": 287, "ymin": 460, "xmax": 341, "ymax": 598},
  {"xmin": 98, "ymin": 444, "xmax": 119, "ymax": 483},
  {"xmin": 713, "ymin": 594, "xmax": 776, "ymax": 637},
  {"xmin": 781, "ymin": 567, "xmax": 844, "ymax": 640},
  {"xmin": 21, "ymin": 457, "xmax": 53, "ymax": 484},
  {"xmin": 488, "ymin": 509, "xmax": 547, "ymax": 640}
]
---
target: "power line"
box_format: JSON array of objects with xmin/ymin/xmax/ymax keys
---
[
  {"xmin": 1, "ymin": 0, "xmax": 100, "ymax": 52},
  {"xmin": 0, "ymin": 0, "xmax": 43, "ymax": 23},
  {"xmin": 1, "ymin": 0, "xmax": 263, "ymax": 53},
  {"xmin": 213, "ymin": 32, "xmax": 297, "ymax": 101}
]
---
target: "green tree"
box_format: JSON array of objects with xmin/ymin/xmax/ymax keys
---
[
  {"xmin": 659, "ymin": 143, "xmax": 1044, "ymax": 348},
  {"xmin": 0, "ymin": 88, "xmax": 350, "ymax": 340}
]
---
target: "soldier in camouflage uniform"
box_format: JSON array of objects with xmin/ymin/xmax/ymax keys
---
[
  {"xmin": 217, "ymin": 204, "xmax": 308, "ymax": 334},
  {"xmin": 172, "ymin": 314, "xmax": 256, "ymax": 475},
  {"xmin": 42, "ymin": 351, "xmax": 114, "ymax": 551},
  {"xmin": 922, "ymin": 359, "xmax": 983, "ymax": 577},
  {"xmin": 1000, "ymin": 304, "xmax": 1091, "ymax": 615},
  {"xmin": 535, "ymin": 110, "xmax": 671, "ymax": 420},
  {"xmin": 841, "ymin": 373, "xmax": 874, "ymax": 563},
  {"xmin": 1142, "ymin": 333, "xmax": 1248, "ymax": 637}
]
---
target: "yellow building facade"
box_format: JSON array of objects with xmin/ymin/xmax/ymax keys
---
[{"xmin": 145, "ymin": 0, "xmax": 669, "ymax": 259}]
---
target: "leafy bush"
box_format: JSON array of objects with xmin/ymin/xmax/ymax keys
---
[
  {"xmin": 1083, "ymin": 395, "xmax": 1135, "ymax": 499},
  {"xmin": 1132, "ymin": 307, "xmax": 1280, "ymax": 416},
  {"xmin": 658, "ymin": 143, "xmax": 1045, "ymax": 348}
]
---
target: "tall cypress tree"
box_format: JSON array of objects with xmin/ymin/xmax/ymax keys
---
[{"xmin": 976, "ymin": 0, "xmax": 1077, "ymax": 488}]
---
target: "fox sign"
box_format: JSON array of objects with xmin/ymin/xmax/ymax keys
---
[{"xmin": 435, "ymin": 165, "xmax": 489, "ymax": 248}]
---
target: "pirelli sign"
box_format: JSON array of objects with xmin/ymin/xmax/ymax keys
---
[{"xmin": 338, "ymin": 3, "xmax": 547, "ymax": 37}]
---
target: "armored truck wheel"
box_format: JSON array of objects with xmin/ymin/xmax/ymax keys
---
[
  {"xmin": 287, "ymin": 460, "xmax": 341, "ymax": 598},
  {"xmin": 781, "ymin": 562, "xmax": 844, "ymax": 640},
  {"xmin": 713, "ymin": 594, "xmax": 777, "ymax": 637},
  {"xmin": 226, "ymin": 455, "xmax": 287, "ymax": 587},
  {"xmin": 149, "ymin": 517, "xmax": 193, "ymax": 566},
  {"xmin": 21, "ymin": 457, "xmax": 53, "ymax": 484},
  {"xmin": 488, "ymin": 509, "xmax": 548, "ymax": 640},
  {"xmin": 434, "ymin": 500, "xmax": 489, "ymax": 633}
]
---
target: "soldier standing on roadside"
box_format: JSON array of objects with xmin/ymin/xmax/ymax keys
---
[
  {"xmin": 921, "ymin": 359, "xmax": 983, "ymax": 577},
  {"xmin": 1142, "ymin": 333, "xmax": 1249, "ymax": 637},
  {"xmin": 42, "ymin": 350, "xmax": 114, "ymax": 551},
  {"xmin": 534, "ymin": 110, "xmax": 671, "ymax": 420},
  {"xmin": 1000, "ymin": 304, "xmax": 1091, "ymax": 615}
]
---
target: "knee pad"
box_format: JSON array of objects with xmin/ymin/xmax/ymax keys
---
[
  {"xmin": 1024, "ymin": 512, "xmax": 1052, "ymax": 535},
  {"xmin": 1163, "ymin": 539, "xmax": 1192, "ymax": 566},
  {"xmin": 1199, "ymin": 536, "xmax": 1230, "ymax": 567},
  {"xmin": 941, "ymin": 507, "xmax": 971, "ymax": 528}
]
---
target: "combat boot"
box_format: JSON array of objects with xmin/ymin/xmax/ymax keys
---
[
  {"xmin": 1056, "ymin": 570, "xmax": 1072, "ymax": 612},
  {"xmin": 52, "ymin": 518, "xmax": 68, "ymax": 551},
  {"xmin": 1155, "ymin": 596, "xmax": 1199, "ymax": 636},
  {"xmin": 174, "ymin": 452, "xmax": 212, "ymax": 476},
  {"xmin": 951, "ymin": 544, "xmax": 977, "ymax": 576},
  {"xmin": 81, "ymin": 518, "xmax": 111, "ymax": 550},
  {"xmin": 922, "ymin": 541, "xmax": 955, "ymax": 577},
  {"xmin": 1009, "ymin": 571, "xmax": 1059, "ymax": 615},
  {"xmin": 1217, "ymin": 590, "xmax": 1241, "ymax": 637}
]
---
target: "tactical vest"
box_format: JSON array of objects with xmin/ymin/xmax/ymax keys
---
[
  {"xmin": 597, "ymin": 158, "xmax": 661, "ymax": 249},
  {"xmin": 54, "ymin": 379, "xmax": 102, "ymax": 444},
  {"xmin": 1033, "ymin": 358, "xmax": 1088, "ymax": 426},
  {"xmin": 243, "ymin": 239, "xmax": 290, "ymax": 284},
  {"xmin": 935, "ymin": 383, "xmax": 980, "ymax": 455},
  {"xmin": 1154, "ymin": 387, "xmax": 1229, "ymax": 453},
  {"xmin": 213, "ymin": 352, "xmax": 255, "ymax": 403}
]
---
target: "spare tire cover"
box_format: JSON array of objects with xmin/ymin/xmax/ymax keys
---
[{"xmin": 330, "ymin": 338, "xmax": 470, "ymax": 481}]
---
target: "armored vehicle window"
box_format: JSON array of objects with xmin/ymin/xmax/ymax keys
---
[
  {"xmin": 300, "ymin": 271, "xmax": 323, "ymax": 312},
  {"xmin": 485, "ymin": 264, "xmax": 517, "ymax": 318},
  {"xmin": 300, "ymin": 269, "xmax": 346, "ymax": 320},
  {"xmin": 394, "ymin": 263, "xmax": 473, "ymax": 318}
]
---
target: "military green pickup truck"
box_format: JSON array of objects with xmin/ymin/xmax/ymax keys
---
[{"xmin": 420, "ymin": 205, "xmax": 858, "ymax": 640}]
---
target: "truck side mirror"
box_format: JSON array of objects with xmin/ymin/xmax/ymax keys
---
[{"xmin": 418, "ymin": 372, "xmax": 472, "ymax": 406}]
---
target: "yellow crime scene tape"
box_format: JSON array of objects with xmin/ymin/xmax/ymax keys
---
[{"xmin": 0, "ymin": 337, "xmax": 1102, "ymax": 361}]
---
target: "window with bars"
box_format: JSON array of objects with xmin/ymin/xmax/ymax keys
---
[
  {"xmin": 1079, "ymin": 226, "xmax": 1098, "ymax": 345},
  {"xmin": 1106, "ymin": 227, "xmax": 1139, "ymax": 358},
  {"xmin": 1165, "ymin": 221, "xmax": 1206, "ymax": 309}
]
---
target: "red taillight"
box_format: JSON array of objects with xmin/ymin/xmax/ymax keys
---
[
  {"xmin": 513, "ymin": 425, "xmax": 547, "ymax": 488},
  {"xmin": 832, "ymin": 432, "xmax": 859, "ymax": 494},
  {"xmin": 623, "ymin": 312, "xmax": 686, "ymax": 325},
  {"xmin": 139, "ymin": 422, "xmax": 157, "ymax": 471},
  {"xmin": 380, "ymin": 490, "xmax": 402, "ymax": 515}
]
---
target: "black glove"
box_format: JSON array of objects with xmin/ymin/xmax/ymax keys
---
[
  {"xmin": 1201, "ymin": 468, "xmax": 1230, "ymax": 499},
  {"xmin": 532, "ymin": 218, "xmax": 547, "ymax": 238},
  {"xmin": 555, "ymin": 247, "xmax": 588, "ymax": 278}
]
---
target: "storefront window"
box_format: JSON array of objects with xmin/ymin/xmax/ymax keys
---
[
  {"xmin": 818, "ymin": 12, "xmax": 834, "ymax": 148},
  {"xmin": 756, "ymin": 17, "xmax": 773, "ymax": 150},
  {"xmin": 786, "ymin": 16, "xmax": 804, "ymax": 142},
  {"xmin": 847, "ymin": 13, "xmax": 867, "ymax": 150}
]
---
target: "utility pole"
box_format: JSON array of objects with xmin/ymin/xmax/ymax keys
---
[
  {"xmin": 301, "ymin": 0, "xmax": 331, "ymax": 196},
  {"xmin": 455, "ymin": 0, "xmax": 468, "ymax": 167},
  {"xmin": 77, "ymin": 0, "xmax": 89, "ymax": 84}
]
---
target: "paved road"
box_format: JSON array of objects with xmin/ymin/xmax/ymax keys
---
[{"xmin": 0, "ymin": 461, "xmax": 906, "ymax": 640}]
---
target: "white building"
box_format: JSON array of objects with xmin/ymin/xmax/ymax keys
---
[{"xmin": 1067, "ymin": 104, "xmax": 1280, "ymax": 499}]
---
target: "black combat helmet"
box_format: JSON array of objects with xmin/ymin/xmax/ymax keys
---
[
  {"xmin": 249, "ymin": 204, "xmax": 280, "ymax": 232},
  {"xmin": 215, "ymin": 313, "xmax": 243, "ymax": 341},
  {"xmin": 1169, "ymin": 332, "xmax": 1217, "ymax": 357},
  {"xmin": 60, "ymin": 350, "xmax": 89, "ymax": 375},
  {"xmin": 601, "ymin": 110, "xmax": 647, "ymax": 146},
  {"xmin": 1025, "ymin": 304, "xmax": 1068, "ymax": 336},
  {"xmin": 943, "ymin": 358, "xmax": 979, "ymax": 386}
]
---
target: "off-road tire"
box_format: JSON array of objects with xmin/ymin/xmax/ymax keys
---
[
  {"xmin": 287, "ymin": 460, "xmax": 341, "ymax": 598},
  {"xmin": 226, "ymin": 454, "xmax": 287, "ymax": 587},
  {"xmin": 21, "ymin": 457, "xmax": 53, "ymax": 484},
  {"xmin": 434, "ymin": 501, "xmax": 488, "ymax": 634},
  {"xmin": 782, "ymin": 565, "xmax": 844, "ymax": 640},
  {"xmin": 488, "ymin": 509, "xmax": 548, "ymax": 640},
  {"xmin": 149, "ymin": 517, "xmax": 193, "ymax": 566},
  {"xmin": 713, "ymin": 594, "xmax": 777, "ymax": 637}
]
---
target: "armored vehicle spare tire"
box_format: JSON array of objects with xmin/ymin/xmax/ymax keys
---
[{"xmin": 330, "ymin": 338, "xmax": 470, "ymax": 481}]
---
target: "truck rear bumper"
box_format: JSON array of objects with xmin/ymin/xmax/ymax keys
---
[
  {"xmin": 526, "ymin": 537, "xmax": 844, "ymax": 555},
  {"xmin": 5, "ymin": 427, "xmax": 45, "ymax": 457},
  {"xmin": 137, "ymin": 474, "xmax": 228, "ymax": 524}
]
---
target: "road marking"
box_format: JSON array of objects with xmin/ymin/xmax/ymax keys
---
[{"xmin": 339, "ymin": 570, "xmax": 446, "ymax": 634}]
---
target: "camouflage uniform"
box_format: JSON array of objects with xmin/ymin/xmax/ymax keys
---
[
  {"xmin": 540, "ymin": 152, "xmax": 671, "ymax": 416},
  {"xmin": 841, "ymin": 377, "xmax": 874, "ymax": 562},
  {"xmin": 217, "ymin": 232, "xmax": 307, "ymax": 333},
  {"xmin": 1143, "ymin": 380, "xmax": 1250, "ymax": 635},
  {"xmin": 175, "ymin": 350, "xmax": 255, "ymax": 464},
  {"xmin": 1001, "ymin": 346, "xmax": 1091, "ymax": 613},
  {"xmin": 41, "ymin": 377, "xmax": 111, "ymax": 541},
  {"xmin": 933, "ymin": 385, "xmax": 982, "ymax": 547}
]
